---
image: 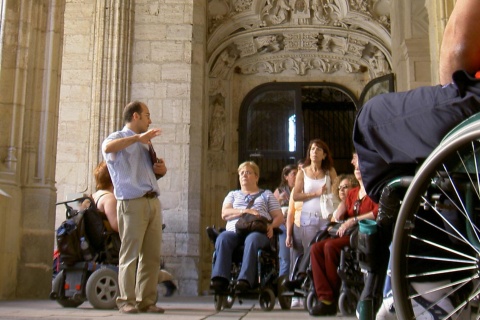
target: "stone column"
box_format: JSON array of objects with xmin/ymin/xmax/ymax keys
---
[
  {"xmin": 0, "ymin": 0, "xmax": 66, "ymax": 299},
  {"xmin": 391, "ymin": 0, "xmax": 432, "ymax": 91}
]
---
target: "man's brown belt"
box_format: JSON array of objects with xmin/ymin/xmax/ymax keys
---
[{"xmin": 144, "ymin": 191, "xmax": 158, "ymax": 198}]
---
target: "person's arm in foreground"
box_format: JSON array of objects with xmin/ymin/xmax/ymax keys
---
[{"xmin": 439, "ymin": 0, "xmax": 480, "ymax": 85}]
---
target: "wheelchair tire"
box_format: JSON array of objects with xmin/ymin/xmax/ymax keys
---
[
  {"xmin": 214, "ymin": 294, "xmax": 225, "ymax": 311},
  {"xmin": 52, "ymin": 270, "xmax": 84, "ymax": 308},
  {"xmin": 259, "ymin": 288, "xmax": 276, "ymax": 311},
  {"xmin": 338, "ymin": 290, "xmax": 358, "ymax": 316},
  {"xmin": 278, "ymin": 295, "xmax": 292, "ymax": 310},
  {"xmin": 306, "ymin": 290, "xmax": 318, "ymax": 313},
  {"xmin": 85, "ymin": 267, "xmax": 119, "ymax": 309},
  {"xmin": 391, "ymin": 124, "xmax": 480, "ymax": 319},
  {"xmin": 223, "ymin": 294, "xmax": 235, "ymax": 309}
]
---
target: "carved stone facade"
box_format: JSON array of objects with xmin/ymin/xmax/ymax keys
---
[{"xmin": 0, "ymin": 0, "xmax": 454, "ymax": 299}]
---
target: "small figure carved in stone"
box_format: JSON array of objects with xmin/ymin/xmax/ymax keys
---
[
  {"xmin": 262, "ymin": 0, "xmax": 291, "ymax": 26},
  {"xmin": 369, "ymin": 48, "xmax": 389, "ymax": 76},
  {"xmin": 211, "ymin": 48, "xmax": 238, "ymax": 78},
  {"xmin": 209, "ymin": 100, "xmax": 226, "ymax": 151},
  {"xmin": 255, "ymin": 34, "xmax": 284, "ymax": 53},
  {"xmin": 291, "ymin": 0, "xmax": 310, "ymax": 24}
]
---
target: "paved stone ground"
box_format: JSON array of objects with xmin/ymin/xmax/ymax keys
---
[{"xmin": 0, "ymin": 295, "xmax": 358, "ymax": 320}]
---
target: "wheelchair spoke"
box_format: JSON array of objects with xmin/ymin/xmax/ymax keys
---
[
  {"xmin": 406, "ymin": 254, "xmax": 474, "ymax": 265},
  {"xmin": 392, "ymin": 130, "xmax": 480, "ymax": 320},
  {"xmin": 456, "ymin": 143, "xmax": 480, "ymax": 199},
  {"xmin": 414, "ymin": 212, "xmax": 471, "ymax": 248},
  {"xmin": 436, "ymin": 164, "xmax": 480, "ymax": 247},
  {"xmin": 408, "ymin": 234, "xmax": 477, "ymax": 262}
]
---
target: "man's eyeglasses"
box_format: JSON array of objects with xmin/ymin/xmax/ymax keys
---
[{"xmin": 338, "ymin": 184, "xmax": 350, "ymax": 191}]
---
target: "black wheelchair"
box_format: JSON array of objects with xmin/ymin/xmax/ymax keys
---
[
  {"xmin": 206, "ymin": 226, "xmax": 291, "ymax": 311},
  {"xmin": 364, "ymin": 113, "xmax": 480, "ymax": 319},
  {"xmin": 50, "ymin": 197, "xmax": 120, "ymax": 309},
  {"xmin": 283, "ymin": 224, "xmax": 364, "ymax": 316}
]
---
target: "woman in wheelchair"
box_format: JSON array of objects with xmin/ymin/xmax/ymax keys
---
[
  {"xmin": 309, "ymin": 153, "xmax": 378, "ymax": 316},
  {"xmin": 210, "ymin": 161, "xmax": 284, "ymax": 293}
]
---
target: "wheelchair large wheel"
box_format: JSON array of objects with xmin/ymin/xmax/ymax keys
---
[
  {"xmin": 51, "ymin": 270, "xmax": 84, "ymax": 308},
  {"xmin": 259, "ymin": 287, "xmax": 276, "ymax": 311},
  {"xmin": 392, "ymin": 125, "xmax": 480, "ymax": 319},
  {"xmin": 85, "ymin": 267, "xmax": 119, "ymax": 309}
]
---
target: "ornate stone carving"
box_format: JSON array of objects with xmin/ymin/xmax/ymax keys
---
[
  {"xmin": 210, "ymin": 45, "xmax": 239, "ymax": 78},
  {"xmin": 240, "ymin": 55, "xmax": 363, "ymax": 76},
  {"xmin": 208, "ymin": 0, "xmax": 392, "ymax": 79},
  {"xmin": 234, "ymin": 0, "xmax": 254, "ymax": 12},
  {"xmin": 368, "ymin": 47, "xmax": 390, "ymax": 76},
  {"xmin": 284, "ymin": 33, "xmax": 318, "ymax": 51},
  {"xmin": 262, "ymin": 0, "xmax": 292, "ymax": 26}
]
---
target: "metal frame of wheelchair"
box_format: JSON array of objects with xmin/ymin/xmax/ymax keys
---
[
  {"xmin": 389, "ymin": 113, "xmax": 480, "ymax": 319},
  {"xmin": 285, "ymin": 227, "xmax": 364, "ymax": 316},
  {"xmin": 210, "ymin": 229, "xmax": 292, "ymax": 312},
  {"xmin": 50, "ymin": 197, "xmax": 120, "ymax": 309}
]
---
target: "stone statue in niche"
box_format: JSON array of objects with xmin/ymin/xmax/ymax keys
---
[{"xmin": 208, "ymin": 99, "xmax": 226, "ymax": 151}]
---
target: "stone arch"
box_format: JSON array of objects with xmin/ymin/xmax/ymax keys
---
[{"xmin": 207, "ymin": 0, "xmax": 393, "ymax": 81}]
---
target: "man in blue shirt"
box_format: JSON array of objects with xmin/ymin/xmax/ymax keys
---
[{"xmin": 102, "ymin": 101, "xmax": 167, "ymax": 314}]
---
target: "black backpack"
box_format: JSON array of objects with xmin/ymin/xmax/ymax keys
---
[{"xmin": 56, "ymin": 197, "xmax": 105, "ymax": 266}]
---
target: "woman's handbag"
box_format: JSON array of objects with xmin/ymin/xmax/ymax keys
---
[
  {"xmin": 235, "ymin": 190, "xmax": 271, "ymax": 236},
  {"xmin": 319, "ymin": 171, "xmax": 336, "ymax": 219},
  {"xmin": 235, "ymin": 213, "xmax": 270, "ymax": 236}
]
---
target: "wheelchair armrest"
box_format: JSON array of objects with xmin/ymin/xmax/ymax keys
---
[{"xmin": 206, "ymin": 226, "xmax": 224, "ymax": 245}]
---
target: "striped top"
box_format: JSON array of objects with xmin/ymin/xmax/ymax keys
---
[
  {"xmin": 223, "ymin": 189, "xmax": 280, "ymax": 232},
  {"xmin": 102, "ymin": 126, "xmax": 160, "ymax": 200}
]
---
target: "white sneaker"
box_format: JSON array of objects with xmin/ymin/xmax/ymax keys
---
[
  {"xmin": 291, "ymin": 297, "xmax": 303, "ymax": 308},
  {"xmin": 376, "ymin": 295, "xmax": 395, "ymax": 320}
]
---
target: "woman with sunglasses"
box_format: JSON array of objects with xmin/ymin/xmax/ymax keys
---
[{"xmin": 309, "ymin": 153, "xmax": 378, "ymax": 316}]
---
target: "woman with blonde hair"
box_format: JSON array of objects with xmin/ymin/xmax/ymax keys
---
[{"xmin": 210, "ymin": 161, "xmax": 284, "ymax": 292}]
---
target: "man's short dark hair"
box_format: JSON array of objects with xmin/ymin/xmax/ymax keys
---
[{"xmin": 123, "ymin": 101, "xmax": 144, "ymax": 123}]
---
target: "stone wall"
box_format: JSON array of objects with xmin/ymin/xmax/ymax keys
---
[{"xmin": 56, "ymin": 0, "xmax": 203, "ymax": 295}]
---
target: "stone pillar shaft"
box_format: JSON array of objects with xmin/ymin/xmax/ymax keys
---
[{"xmin": 0, "ymin": 0, "xmax": 66, "ymax": 299}]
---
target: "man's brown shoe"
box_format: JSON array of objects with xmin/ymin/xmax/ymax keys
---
[
  {"xmin": 139, "ymin": 305, "xmax": 165, "ymax": 313},
  {"xmin": 119, "ymin": 304, "xmax": 138, "ymax": 314}
]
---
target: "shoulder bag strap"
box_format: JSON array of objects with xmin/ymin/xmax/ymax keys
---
[{"xmin": 245, "ymin": 189, "xmax": 265, "ymax": 209}]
